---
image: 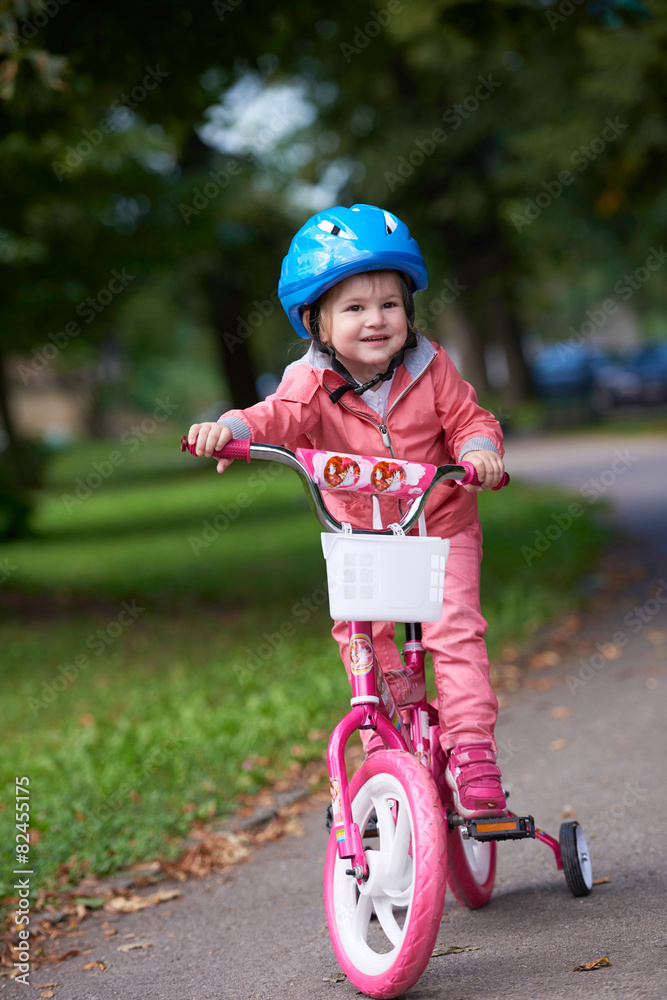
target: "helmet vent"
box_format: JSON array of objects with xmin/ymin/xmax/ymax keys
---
[
  {"xmin": 318, "ymin": 219, "xmax": 341, "ymax": 236},
  {"xmin": 383, "ymin": 211, "xmax": 398, "ymax": 234}
]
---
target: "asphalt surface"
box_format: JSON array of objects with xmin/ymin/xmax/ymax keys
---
[{"xmin": 4, "ymin": 429, "xmax": 666, "ymax": 1000}]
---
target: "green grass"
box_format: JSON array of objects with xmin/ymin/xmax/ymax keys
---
[{"xmin": 0, "ymin": 436, "xmax": 608, "ymax": 901}]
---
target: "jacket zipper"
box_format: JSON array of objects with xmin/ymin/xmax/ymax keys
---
[
  {"xmin": 379, "ymin": 423, "xmax": 392, "ymax": 451},
  {"xmin": 335, "ymin": 398, "xmax": 397, "ymax": 456},
  {"xmin": 326, "ymin": 351, "xmax": 437, "ymax": 459}
]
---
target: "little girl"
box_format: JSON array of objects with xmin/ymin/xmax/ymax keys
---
[{"xmin": 189, "ymin": 204, "xmax": 507, "ymax": 819}]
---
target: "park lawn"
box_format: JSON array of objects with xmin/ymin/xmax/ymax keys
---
[{"xmin": 0, "ymin": 437, "xmax": 608, "ymax": 901}]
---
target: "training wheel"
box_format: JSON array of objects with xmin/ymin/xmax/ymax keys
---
[{"xmin": 559, "ymin": 821, "xmax": 593, "ymax": 897}]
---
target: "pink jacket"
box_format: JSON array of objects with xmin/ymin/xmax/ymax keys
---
[{"xmin": 219, "ymin": 334, "xmax": 503, "ymax": 539}]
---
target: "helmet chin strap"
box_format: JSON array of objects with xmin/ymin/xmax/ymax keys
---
[{"xmin": 317, "ymin": 333, "xmax": 417, "ymax": 405}]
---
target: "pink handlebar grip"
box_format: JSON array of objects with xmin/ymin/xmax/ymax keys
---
[
  {"xmin": 458, "ymin": 460, "xmax": 510, "ymax": 490},
  {"xmin": 180, "ymin": 435, "xmax": 251, "ymax": 463}
]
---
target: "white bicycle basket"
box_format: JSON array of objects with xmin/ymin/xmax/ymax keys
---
[{"xmin": 321, "ymin": 533, "xmax": 450, "ymax": 623}]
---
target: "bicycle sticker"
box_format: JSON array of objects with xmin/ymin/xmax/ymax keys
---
[
  {"xmin": 323, "ymin": 454, "xmax": 361, "ymax": 489},
  {"xmin": 330, "ymin": 777, "xmax": 346, "ymax": 842},
  {"xmin": 350, "ymin": 634, "xmax": 374, "ymax": 675},
  {"xmin": 296, "ymin": 447, "xmax": 433, "ymax": 499},
  {"xmin": 371, "ymin": 460, "xmax": 407, "ymax": 493}
]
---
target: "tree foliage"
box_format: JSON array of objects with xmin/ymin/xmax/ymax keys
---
[{"xmin": 0, "ymin": 0, "xmax": 665, "ymax": 527}]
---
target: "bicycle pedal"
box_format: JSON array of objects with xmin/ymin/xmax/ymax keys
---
[{"xmin": 467, "ymin": 814, "xmax": 536, "ymax": 842}]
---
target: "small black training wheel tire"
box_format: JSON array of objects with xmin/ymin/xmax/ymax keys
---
[{"xmin": 559, "ymin": 821, "xmax": 593, "ymax": 897}]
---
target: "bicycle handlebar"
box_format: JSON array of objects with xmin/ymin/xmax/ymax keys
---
[
  {"xmin": 456, "ymin": 462, "xmax": 510, "ymax": 490},
  {"xmin": 180, "ymin": 436, "xmax": 509, "ymax": 535}
]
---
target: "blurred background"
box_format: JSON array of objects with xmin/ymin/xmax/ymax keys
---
[{"xmin": 0, "ymin": 0, "xmax": 664, "ymax": 901}]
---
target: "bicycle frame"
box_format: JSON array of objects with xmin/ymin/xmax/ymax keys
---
[
  {"xmin": 327, "ymin": 620, "xmax": 432, "ymax": 871},
  {"xmin": 327, "ymin": 615, "xmax": 565, "ymax": 875}
]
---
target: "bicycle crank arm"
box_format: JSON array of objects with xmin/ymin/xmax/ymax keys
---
[{"xmin": 447, "ymin": 810, "xmax": 536, "ymax": 842}]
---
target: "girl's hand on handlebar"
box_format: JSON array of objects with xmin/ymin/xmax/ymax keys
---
[
  {"xmin": 461, "ymin": 450, "xmax": 505, "ymax": 493},
  {"xmin": 187, "ymin": 422, "xmax": 234, "ymax": 473}
]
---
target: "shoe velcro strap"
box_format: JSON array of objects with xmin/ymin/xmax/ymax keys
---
[
  {"xmin": 459, "ymin": 762, "xmax": 501, "ymax": 783},
  {"xmin": 455, "ymin": 747, "xmax": 496, "ymax": 766}
]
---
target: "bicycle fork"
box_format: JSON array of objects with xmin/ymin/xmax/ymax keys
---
[{"xmin": 327, "ymin": 621, "xmax": 432, "ymax": 873}]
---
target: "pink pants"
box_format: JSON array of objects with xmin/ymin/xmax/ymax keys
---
[{"xmin": 332, "ymin": 518, "xmax": 498, "ymax": 754}]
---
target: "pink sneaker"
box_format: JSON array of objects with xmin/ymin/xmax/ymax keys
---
[{"xmin": 445, "ymin": 742, "xmax": 507, "ymax": 818}]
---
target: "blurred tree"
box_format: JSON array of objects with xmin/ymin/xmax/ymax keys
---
[
  {"xmin": 277, "ymin": 0, "xmax": 666, "ymax": 405},
  {"xmin": 0, "ymin": 0, "xmax": 665, "ymax": 505},
  {"xmin": 0, "ymin": 0, "xmax": 302, "ymax": 497}
]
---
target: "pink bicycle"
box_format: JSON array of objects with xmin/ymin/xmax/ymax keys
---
[{"xmin": 182, "ymin": 436, "xmax": 594, "ymax": 999}]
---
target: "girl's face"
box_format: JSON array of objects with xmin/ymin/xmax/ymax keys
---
[{"xmin": 305, "ymin": 271, "xmax": 408, "ymax": 385}]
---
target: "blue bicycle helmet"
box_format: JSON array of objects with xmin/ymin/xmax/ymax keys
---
[{"xmin": 279, "ymin": 204, "xmax": 428, "ymax": 337}]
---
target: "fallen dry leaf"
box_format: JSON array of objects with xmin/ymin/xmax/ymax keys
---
[
  {"xmin": 104, "ymin": 928, "xmax": 117, "ymax": 936},
  {"xmin": 323, "ymin": 973, "xmax": 346, "ymax": 982},
  {"xmin": 251, "ymin": 815, "xmax": 305, "ymax": 843},
  {"xmin": 161, "ymin": 832, "xmax": 249, "ymax": 881},
  {"xmin": 432, "ymin": 944, "xmax": 481, "ymax": 956},
  {"xmin": 81, "ymin": 961, "xmax": 106, "ymax": 971},
  {"xmin": 550, "ymin": 739, "xmax": 567, "ymax": 750},
  {"xmin": 39, "ymin": 949, "xmax": 83, "ymax": 965},
  {"xmin": 36, "ymin": 985, "xmax": 57, "ymax": 990},
  {"xmin": 40, "ymin": 992, "xmax": 54, "ymax": 998},
  {"xmin": 573, "ymin": 956, "xmax": 610, "ymax": 972},
  {"xmin": 522, "ymin": 676, "xmax": 562, "ymax": 691},
  {"xmin": 127, "ymin": 861, "xmax": 162, "ymax": 874},
  {"xmin": 551, "ymin": 706, "xmax": 571, "ymax": 719},
  {"xmin": 592, "ymin": 877, "xmax": 612, "ymax": 885},
  {"xmin": 530, "ymin": 650, "xmax": 560, "ymax": 669},
  {"xmin": 104, "ymin": 888, "xmax": 180, "ymax": 914},
  {"xmin": 117, "ymin": 941, "xmax": 153, "ymax": 952}
]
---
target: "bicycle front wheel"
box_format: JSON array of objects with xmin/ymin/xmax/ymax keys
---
[{"xmin": 323, "ymin": 751, "xmax": 446, "ymax": 999}]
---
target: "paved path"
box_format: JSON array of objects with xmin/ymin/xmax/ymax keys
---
[
  {"xmin": 504, "ymin": 430, "xmax": 667, "ymax": 570},
  {"xmin": 4, "ymin": 431, "xmax": 666, "ymax": 1000}
]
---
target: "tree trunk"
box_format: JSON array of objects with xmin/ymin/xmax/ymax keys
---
[
  {"xmin": 202, "ymin": 273, "xmax": 259, "ymax": 410},
  {"xmin": 436, "ymin": 304, "xmax": 491, "ymax": 395},
  {"xmin": 486, "ymin": 293, "xmax": 534, "ymax": 406},
  {"xmin": 0, "ymin": 351, "xmax": 25, "ymax": 487}
]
